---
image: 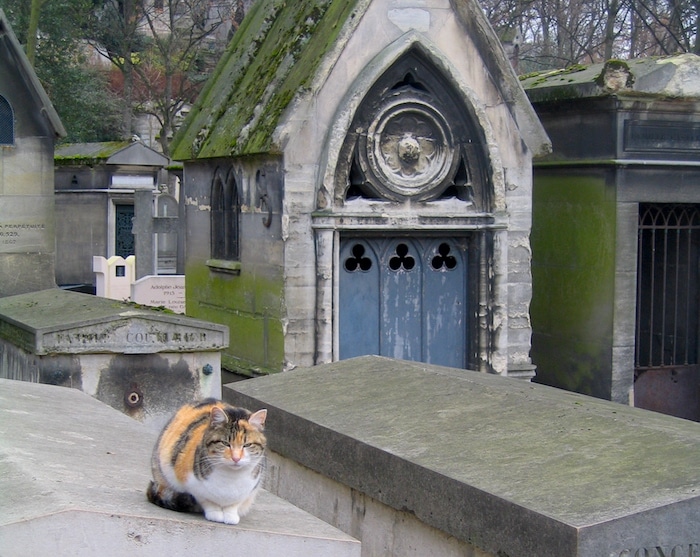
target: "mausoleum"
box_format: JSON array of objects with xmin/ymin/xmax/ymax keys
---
[
  {"xmin": 54, "ymin": 140, "xmax": 179, "ymax": 292},
  {"xmin": 0, "ymin": 9, "xmax": 65, "ymax": 298},
  {"xmin": 523, "ymin": 55, "xmax": 700, "ymax": 421},
  {"xmin": 171, "ymin": 0, "xmax": 550, "ymax": 377}
]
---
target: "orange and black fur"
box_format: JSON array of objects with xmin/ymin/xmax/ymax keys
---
[{"xmin": 147, "ymin": 398, "xmax": 267, "ymax": 525}]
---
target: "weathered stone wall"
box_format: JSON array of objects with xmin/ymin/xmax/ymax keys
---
[
  {"xmin": 183, "ymin": 158, "xmax": 286, "ymax": 375},
  {"xmin": 54, "ymin": 191, "xmax": 109, "ymax": 286},
  {"xmin": 0, "ymin": 96, "xmax": 57, "ymax": 297},
  {"xmin": 531, "ymin": 168, "xmax": 617, "ymax": 399}
]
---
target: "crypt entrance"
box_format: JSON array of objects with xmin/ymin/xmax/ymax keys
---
[{"xmin": 314, "ymin": 48, "xmax": 499, "ymax": 372}]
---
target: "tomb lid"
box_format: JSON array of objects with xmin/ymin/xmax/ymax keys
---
[
  {"xmin": 226, "ymin": 355, "xmax": 700, "ymax": 557},
  {"xmin": 522, "ymin": 53, "xmax": 700, "ymax": 102},
  {"xmin": 0, "ymin": 289, "xmax": 228, "ymax": 355}
]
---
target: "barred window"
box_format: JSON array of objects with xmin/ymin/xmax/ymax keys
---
[
  {"xmin": 211, "ymin": 167, "xmax": 239, "ymax": 261},
  {"xmin": 636, "ymin": 204, "xmax": 700, "ymax": 370},
  {"xmin": 0, "ymin": 95, "xmax": 14, "ymax": 145}
]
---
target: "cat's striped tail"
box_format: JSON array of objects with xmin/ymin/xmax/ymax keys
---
[{"xmin": 147, "ymin": 480, "xmax": 203, "ymax": 513}]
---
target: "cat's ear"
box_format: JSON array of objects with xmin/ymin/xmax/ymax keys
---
[
  {"xmin": 210, "ymin": 406, "xmax": 228, "ymax": 426},
  {"xmin": 248, "ymin": 409, "xmax": 267, "ymax": 430}
]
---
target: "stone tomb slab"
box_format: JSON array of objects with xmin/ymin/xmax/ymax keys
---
[
  {"xmin": 0, "ymin": 289, "xmax": 227, "ymax": 428},
  {"xmin": 225, "ymin": 356, "xmax": 700, "ymax": 557},
  {"xmin": 0, "ymin": 379, "xmax": 360, "ymax": 557}
]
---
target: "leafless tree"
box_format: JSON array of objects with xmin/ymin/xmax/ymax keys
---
[
  {"xmin": 89, "ymin": 0, "xmax": 239, "ymax": 153},
  {"xmin": 479, "ymin": 0, "xmax": 698, "ymax": 71}
]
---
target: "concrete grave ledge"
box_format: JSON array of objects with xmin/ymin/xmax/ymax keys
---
[
  {"xmin": 224, "ymin": 356, "xmax": 700, "ymax": 557},
  {"xmin": 0, "ymin": 379, "xmax": 360, "ymax": 557}
]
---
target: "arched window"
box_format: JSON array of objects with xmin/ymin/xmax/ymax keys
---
[
  {"xmin": 211, "ymin": 167, "xmax": 240, "ymax": 260},
  {"xmin": 0, "ymin": 95, "xmax": 14, "ymax": 145}
]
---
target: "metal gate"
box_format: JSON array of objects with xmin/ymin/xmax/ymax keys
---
[
  {"xmin": 339, "ymin": 237, "xmax": 469, "ymax": 368},
  {"xmin": 635, "ymin": 203, "xmax": 700, "ymax": 421}
]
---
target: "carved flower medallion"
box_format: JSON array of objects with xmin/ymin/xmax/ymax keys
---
[{"xmin": 364, "ymin": 98, "xmax": 456, "ymax": 199}]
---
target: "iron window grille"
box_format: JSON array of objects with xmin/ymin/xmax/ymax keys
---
[
  {"xmin": 0, "ymin": 95, "xmax": 14, "ymax": 145},
  {"xmin": 635, "ymin": 203, "xmax": 700, "ymax": 372}
]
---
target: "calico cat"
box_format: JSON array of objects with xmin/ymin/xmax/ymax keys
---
[{"xmin": 147, "ymin": 398, "xmax": 267, "ymax": 525}]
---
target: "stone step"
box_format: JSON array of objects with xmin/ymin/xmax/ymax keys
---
[{"xmin": 0, "ymin": 379, "xmax": 360, "ymax": 557}]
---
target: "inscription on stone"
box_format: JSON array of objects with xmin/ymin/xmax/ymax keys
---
[
  {"xmin": 1, "ymin": 196, "xmax": 53, "ymax": 253},
  {"xmin": 624, "ymin": 120, "xmax": 700, "ymax": 152},
  {"xmin": 40, "ymin": 320, "xmax": 223, "ymax": 355},
  {"xmin": 131, "ymin": 275, "xmax": 185, "ymax": 313},
  {"xmin": 611, "ymin": 543, "xmax": 699, "ymax": 557},
  {"xmin": 51, "ymin": 328, "xmax": 207, "ymax": 347},
  {"xmin": 0, "ymin": 222, "xmax": 48, "ymax": 252}
]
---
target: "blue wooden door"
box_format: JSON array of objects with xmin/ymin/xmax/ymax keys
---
[{"xmin": 340, "ymin": 237, "xmax": 468, "ymax": 367}]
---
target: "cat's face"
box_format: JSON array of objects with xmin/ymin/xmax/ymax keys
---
[{"xmin": 203, "ymin": 407, "xmax": 267, "ymax": 469}]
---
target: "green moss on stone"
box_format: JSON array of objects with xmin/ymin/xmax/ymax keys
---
[
  {"xmin": 54, "ymin": 141, "xmax": 131, "ymax": 166},
  {"xmin": 530, "ymin": 172, "xmax": 617, "ymax": 399},
  {"xmin": 170, "ymin": 0, "xmax": 360, "ymax": 161},
  {"xmin": 185, "ymin": 261, "xmax": 285, "ymax": 375}
]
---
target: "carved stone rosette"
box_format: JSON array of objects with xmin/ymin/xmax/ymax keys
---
[{"xmin": 358, "ymin": 92, "xmax": 459, "ymax": 201}]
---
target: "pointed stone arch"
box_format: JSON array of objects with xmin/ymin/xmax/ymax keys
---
[
  {"xmin": 335, "ymin": 47, "xmax": 492, "ymax": 208},
  {"xmin": 319, "ymin": 34, "xmax": 504, "ymax": 213}
]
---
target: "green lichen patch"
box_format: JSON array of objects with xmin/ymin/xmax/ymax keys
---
[
  {"xmin": 185, "ymin": 261, "xmax": 285, "ymax": 375},
  {"xmin": 530, "ymin": 173, "xmax": 617, "ymax": 398}
]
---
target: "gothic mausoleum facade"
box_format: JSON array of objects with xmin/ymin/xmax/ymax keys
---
[{"xmin": 171, "ymin": 0, "xmax": 550, "ymax": 377}]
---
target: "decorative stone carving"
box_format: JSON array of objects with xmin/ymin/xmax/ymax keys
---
[
  {"xmin": 360, "ymin": 95, "xmax": 458, "ymax": 201},
  {"xmin": 334, "ymin": 51, "xmax": 491, "ymax": 209}
]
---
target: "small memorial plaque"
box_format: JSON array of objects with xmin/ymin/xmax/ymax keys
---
[
  {"xmin": 624, "ymin": 120, "xmax": 700, "ymax": 153},
  {"xmin": 0, "ymin": 198, "xmax": 53, "ymax": 253},
  {"xmin": 131, "ymin": 275, "xmax": 185, "ymax": 313}
]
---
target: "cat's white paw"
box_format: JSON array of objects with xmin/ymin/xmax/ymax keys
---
[
  {"xmin": 222, "ymin": 508, "xmax": 240, "ymax": 525},
  {"xmin": 204, "ymin": 508, "xmax": 225, "ymax": 523}
]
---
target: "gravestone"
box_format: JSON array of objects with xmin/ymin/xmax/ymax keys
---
[
  {"xmin": 225, "ymin": 356, "xmax": 700, "ymax": 557},
  {"xmin": 131, "ymin": 275, "xmax": 185, "ymax": 313},
  {"xmin": 0, "ymin": 289, "xmax": 227, "ymax": 429}
]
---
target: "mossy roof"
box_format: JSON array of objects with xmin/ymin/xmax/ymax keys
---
[
  {"xmin": 521, "ymin": 54, "xmax": 700, "ymax": 103},
  {"xmin": 55, "ymin": 141, "xmax": 131, "ymax": 161},
  {"xmin": 55, "ymin": 141, "xmax": 169, "ymax": 166},
  {"xmin": 169, "ymin": 0, "xmax": 361, "ymax": 161}
]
